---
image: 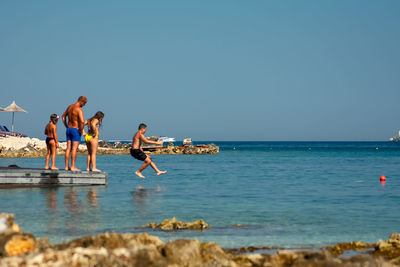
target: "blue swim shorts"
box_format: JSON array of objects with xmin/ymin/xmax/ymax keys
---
[{"xmin": 66, "ymin": 127, "xmax": 82, "ymax": 142}]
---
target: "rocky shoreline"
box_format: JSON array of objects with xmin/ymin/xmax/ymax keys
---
[
  {"xmin": 0, "ymin": 213, "xmax": 399, "ymax": 266},
  {"xmin": 0, "ymin": 136, "xmax": 219, "ymax": 158}
]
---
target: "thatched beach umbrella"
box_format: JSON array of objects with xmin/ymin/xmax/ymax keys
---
[{"xmin": 1, "ymin": 101, "xmax": 28, "ymax": 132}]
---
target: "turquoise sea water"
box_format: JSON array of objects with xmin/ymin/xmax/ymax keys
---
[{"xmin": 0, "ymin": 141, "xmax": 399, "ymax": 249}]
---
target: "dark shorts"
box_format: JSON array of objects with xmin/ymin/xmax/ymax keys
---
[
  {"xmin": 130, "ymin": 148, "xmax": 147, "ymax": 161},
  {"xmin": 45, "ymin": 137, "xmax": 54, "ymax": 146},
  {"xmin": 66, "ymin": 127, "xmax": 81, "ymax": 142}
]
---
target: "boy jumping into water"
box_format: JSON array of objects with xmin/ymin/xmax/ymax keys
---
[{"xmin": 130, "ymin": 123, "xmax": 167, "ymax": 178}]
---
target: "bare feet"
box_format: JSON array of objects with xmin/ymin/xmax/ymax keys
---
[
  {"xmin": 45, "ymin": 167, "xmax": 50, "ymax": 170},
  {"xmin": 65, "ymin": 167, "xmax": 70, "ymax": 171},
  {"xmin": 92, "ymin": 168, "xmax": 101, "ymax": 172},
  {"xmin": 135, "ymin": 171, "xmax": 145, "ymax": 178},
  {"xmin": 70, "ymin": 167, "xmax": 81, "ymax": 172},
  {"xmin": 87, "ymin": 168, "xmax": 90, "ymax": 172},
  {"xmin": 156, "ymin": 170, "xmax": 167, "ymax": 176},
  {"xmin": 51, "ymin": 167, "xmax": 59, "ymax": 170}
]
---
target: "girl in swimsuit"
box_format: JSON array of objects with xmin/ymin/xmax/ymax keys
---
[
  {"xmin": 84, "ymin": 111, "xmax": 105, "ymax": 172},
  {"xmin": 44, "ymin": 114, "xmax": 59, "ymax": 170}
]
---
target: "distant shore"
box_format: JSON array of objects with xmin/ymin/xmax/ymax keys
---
[{"xmin": 0, "ymin": 136, "xmax": 219, "ymax": 158}]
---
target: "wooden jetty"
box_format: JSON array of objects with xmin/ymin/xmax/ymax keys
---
[{"xmin": 0, "ymin": 166, "xmax": 107, "ymax": 187}]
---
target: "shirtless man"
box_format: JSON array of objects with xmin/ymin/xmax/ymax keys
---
[
  {"xmin": 62, "ymin": 96, "xmax": 87, "ymax": 171},
  {"xmin": 130, "ymin": 123, "xmax": 167, "ymax": 178}
]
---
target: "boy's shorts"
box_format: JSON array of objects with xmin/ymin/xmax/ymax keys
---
[
  {"xmin": 130, "ymin": 148, "xmax": 147, "ymax": 161},
  {"xmin": 66, "ymin": 127, "xmax": 82, "ymax": 142}
]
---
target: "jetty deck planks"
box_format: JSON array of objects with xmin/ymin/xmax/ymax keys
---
[{"xmin": 0, "ymin": 167, "xmax": 107, "ymax": 187}]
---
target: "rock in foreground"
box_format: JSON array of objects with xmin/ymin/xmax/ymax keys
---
[
  {"xmin": 1, "ymin": 213, "xmax": 400, "ymax": 266},
  {"xmin": 0, "ymin": 214, "xmax": 36, "ymax": 258}
]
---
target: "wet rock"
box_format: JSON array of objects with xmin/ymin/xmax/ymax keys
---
[
  {"xmin": 143, "ymin": 217, "xmax": 210, "ymax": 231},
  {"xmin": 328, "ymin": 241, "xmax": 372, "ymax": 257}
]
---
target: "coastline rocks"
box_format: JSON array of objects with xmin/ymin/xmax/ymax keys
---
[
  {"xmin": 374, "ymin": 232, "xmax": 400, "ymax": 264},
  {"xmin": 328, "ymin": 241, "xmax": 372, "ymax": 257},
  {"xmin": 163, "ymin": 239, "xmax": 202, "ymax": 266},
  {"xmin": 0, "ymin": 214, "xmax": 36, "ymax": 257},
  {"xmin": 0, "ymin": 213, "xmax": 400, "ymax": 266},
  {"xmin": 0, "ymin": 234, "xmax": 396, "ymax": 267},
  {"xmin": 143, "ymin": 217, "xmax": 210, "ymax": 231},
  {"xmin": 98, "ymin": 141, "xmax": 130, "ymax": 150},
  {"xmin": 183, "ymin": 138, "xmax": 193, "ymax": 146},
  {"xmin": 0, "ymin": 136, "xmax": 219, "ymax": 158},
  {"xmin": 0, "ymin": 137, "xmax": 47, "ymax": 158},
  {"xmin": 150, "ymin": 143, "xmax": 219, "ymax": 155},
  {"xmin": 0, "ymin": 137, "xmax": 127, "ymax": 158}
]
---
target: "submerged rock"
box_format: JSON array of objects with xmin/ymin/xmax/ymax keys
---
[{"xmin": 143, "ymin": 217, "xmax": 210, "ymax": 231}]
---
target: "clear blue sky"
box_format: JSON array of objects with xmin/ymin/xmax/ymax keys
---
[{"xmin": 1, "ymin": 1, "xmax": 399, "ymax": 141}]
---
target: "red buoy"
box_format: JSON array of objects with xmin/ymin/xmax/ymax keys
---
[{"xmin": 380, "ymin": 175, "xmax": 386, "ymax": 182}]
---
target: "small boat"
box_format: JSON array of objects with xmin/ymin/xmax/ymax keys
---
[{"xmin": 0, "ymin": 166, "xmax": 107, "ymax": 187}]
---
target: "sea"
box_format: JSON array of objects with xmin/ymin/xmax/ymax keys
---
[{"xmin": 0, "ymin": 141, "xmax": 399, "ymax": 249}]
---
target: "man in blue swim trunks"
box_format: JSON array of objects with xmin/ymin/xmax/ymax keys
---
[{"xmin": 62, "ymin": 96, "xmax": 87, "ymax": 171}]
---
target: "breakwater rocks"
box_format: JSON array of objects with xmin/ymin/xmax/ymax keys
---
[
  {"xmin": 1, "ymin": 214, "xmax": 400, "ymax": 266},
  {"xmin": 99, "ymin": 138, "xmax": 219, "ymax": 155},
  {"xmin": 0, "ymin": 136, "xmax": 219, "ymax": 158},
  {"xmin": 142, "ymin": 217, "xmax": 210, "ymax": 231},
  {"xmin": 0, "ymin": 136, "xmax": 130, "ymax": 158}
]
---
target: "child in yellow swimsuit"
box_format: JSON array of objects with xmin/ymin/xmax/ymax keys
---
[{"xmin": 84, "ymin": 111, "xmax": 104, "ymax": 172}]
